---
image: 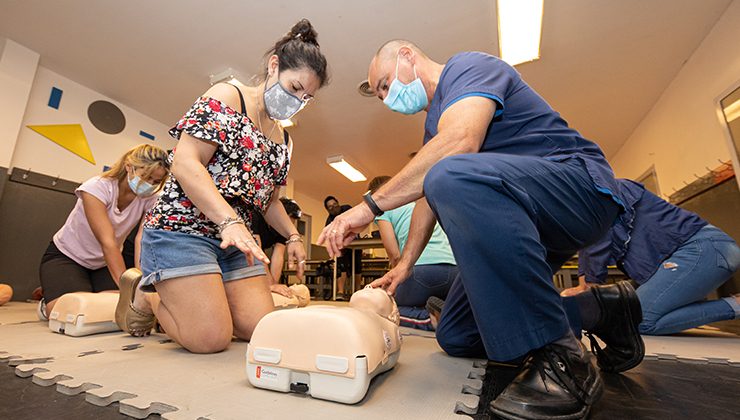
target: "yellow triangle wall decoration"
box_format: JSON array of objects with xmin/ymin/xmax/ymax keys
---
[{"xmin": 27, "ymin": 124, "xmax": 96, "ymax": 164}]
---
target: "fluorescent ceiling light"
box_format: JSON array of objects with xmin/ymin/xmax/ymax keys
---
[
  {"xmin": 497, "ymin": 0, "xmax": 544, "ymax": 66},
  {"xmin": 326, "ymin": 155, "xmax": 367, "ymax": 182},
  {"xmin": 723, "ymin": 98, "xmax": 740, "ymax": 123},
  {"xmin": 209, "ymin": 67, "xmax": 242, "ymax": 85},
  {"xmin": 279, "ymin": 119, "xmax": 295, "ymax": 128}
]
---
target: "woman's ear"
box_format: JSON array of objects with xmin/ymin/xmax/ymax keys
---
[{"xmin": 268, "ymin": 55, "xmax": 279, "ymax": 78}]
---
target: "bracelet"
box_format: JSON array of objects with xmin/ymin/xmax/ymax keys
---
[
  {"xmin": 218, "ymin": 216, "xmax": 245, "ymax": 233},
  {"xmin": 286, "ymin": 235, "xmax": 303, "ymax": 245},
  {"xmin": 363, "ymin": 191, "xmax": 384, "ymax": 217}
]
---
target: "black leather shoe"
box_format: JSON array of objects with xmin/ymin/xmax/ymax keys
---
[
  {"xmin": 490, "ymin": 344, "xmax": 603, "ymax": 419},
  {"xmin": 585, "ymin": 281, "xmax": 645, "ymax": 373}
]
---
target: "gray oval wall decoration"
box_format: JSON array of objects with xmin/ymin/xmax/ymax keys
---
[{"xmin": 87, "ymin": 100, "xmax": 126, "ymax": 134}]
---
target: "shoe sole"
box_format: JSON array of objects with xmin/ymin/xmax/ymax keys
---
[
  {"xmin": 115, "ymin": 268, "xmax": 143, "ymax": 332},
  {"xmin": 489, "ymin": 371, "xmax": 604, "ymax": 420},
  {"xmin": 425, "ymin": 296, "xmax": 444, "ymax": 317},
  {"xmin": 603, "ymin": 281, "xmax": 645, "ymax": 373}
]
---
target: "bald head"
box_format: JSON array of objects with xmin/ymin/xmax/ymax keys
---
[
  {"xmin": 374, "ymin": 39, "xmax": 427, "ymax": 60},
  {"xmin": 368, "ymin": 39, "xmax": 436, "ymax": 102}
]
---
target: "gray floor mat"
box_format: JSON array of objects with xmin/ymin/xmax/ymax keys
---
[{"xmin": 1, "ymin": 303, "xmax": 476, "ymax": 419}]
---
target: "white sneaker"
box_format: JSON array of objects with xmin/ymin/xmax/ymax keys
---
[{"xmin": 36, "ymin": 298, "xmax": 48, "ymax": 321}]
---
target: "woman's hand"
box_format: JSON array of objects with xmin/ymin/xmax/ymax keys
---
[
  {"xmin": 219, "ymin": 223, "xmax": 270, "ymax": 266},
  {"xmin": 270, "ymin": 284, "xmax": 294, "ymax": 298},
  {"xmin": 286, "ymin": 241, "xmax": 306, "ymax": 280},
  {"xmin": 370, "ymin": 263, "xmax": 412, "ymax": 295}
]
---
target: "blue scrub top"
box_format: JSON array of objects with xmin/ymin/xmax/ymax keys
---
[
  {"xmin": 424, "ymin": 52, "xmax": 627, "ymax": 213},
  {"xmin": 578, "ymin": 179, "xmax": 707, "ymax": 284}
]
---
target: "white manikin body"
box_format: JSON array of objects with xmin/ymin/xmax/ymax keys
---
[
  {"xmin": 247, "ymin": 287, "xmax": 402, "ymax": 404},
  {"xmin": 48, "ymin": 292, "xmax": 121, "ymax": 336}
]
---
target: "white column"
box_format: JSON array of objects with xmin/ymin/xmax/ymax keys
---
[{"xmin": 0, "ymin": 39, "xmax": 39, "ymax": 169}]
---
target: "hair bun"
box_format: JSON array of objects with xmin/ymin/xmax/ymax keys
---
[{"xmin": 290, "ymin": 18, "xmax": 319, "ymax": 46}]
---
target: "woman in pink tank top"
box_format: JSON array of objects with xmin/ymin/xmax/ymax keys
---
[{"xmin": 38, "ymin": 144, "xmax": 170, "ymax": 317}]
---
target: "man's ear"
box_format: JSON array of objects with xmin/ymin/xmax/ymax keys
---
[{"xmin": 398, "ymin": 46, "xmax": 415, "ymax": 64}]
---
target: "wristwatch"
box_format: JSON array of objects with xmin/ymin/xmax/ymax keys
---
[{"xmin": 363, "ymin": 191, "xmax": 384, "ymax": 217}]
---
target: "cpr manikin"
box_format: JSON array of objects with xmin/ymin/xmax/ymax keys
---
[
  {"xmin": 271, "ymin": 284, "xmax": 311, "ymax": 309},
  {"xmin": 48, "ymin": 292, "xmax": 121, "ymax": 336},
  {"xmin": 247, "ymin": 286, "xmax": 402, "ymax": 404}
]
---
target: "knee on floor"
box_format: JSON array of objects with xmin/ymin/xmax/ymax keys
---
[
  {"xmin": 436, "ymin": 329, "xmax": 486, "ymax": 358},
  {"xmin": 180, "ymin": 324, "xmax": 234, "ymax": 354}
]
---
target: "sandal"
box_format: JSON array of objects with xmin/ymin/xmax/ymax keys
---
[{"xmin": 115, "ymin": 268, "xmax": 156, "ymax": 337}]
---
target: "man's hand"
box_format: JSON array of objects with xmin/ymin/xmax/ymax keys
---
[
  {"xmin": 369, "ymin": 264, "xmax": 412, "ymax": 296},
  {"xmin": 318, "ymin": 203, "xmax": 375, "ymax": 258}
]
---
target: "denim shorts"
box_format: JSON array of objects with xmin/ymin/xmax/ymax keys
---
[{"xmin": 139, "ymin": 228, "xmax": 265, "ymax": 292}]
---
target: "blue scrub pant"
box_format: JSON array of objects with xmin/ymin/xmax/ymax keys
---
[{"xmin": 425, "ymin": 153, "xmax": 619, "ymax": 361}]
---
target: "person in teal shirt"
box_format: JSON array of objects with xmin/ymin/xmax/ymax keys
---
[{"xmin": 369, "ymin": 176, "xmax": 457, "ymax": 330}]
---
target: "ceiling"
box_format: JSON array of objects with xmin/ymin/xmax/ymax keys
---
[{"xmin": 0, "ymin": 0, "xmax": 733, "ymax": 204}]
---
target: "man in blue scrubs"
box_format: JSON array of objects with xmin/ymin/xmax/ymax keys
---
[{"xmin": 320, "ymin": 40, "xmax": 641, "ymax": 419}]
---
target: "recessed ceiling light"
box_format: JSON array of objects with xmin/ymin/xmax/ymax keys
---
[
  {"xmin": 326, "ymin": 155, "xmax": 367, "ymax": 182},
  {"xmin": 724, "ymin": 98, "xmax": 740, "ymax": 122},
  {"xmin": 497, "ymin": 0, "xmax": 544, "ymax": 66}
]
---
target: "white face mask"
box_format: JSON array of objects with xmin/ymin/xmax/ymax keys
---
[{"xmin": 127, "ymin": 170, "xmax": 157, "ymax": 196}]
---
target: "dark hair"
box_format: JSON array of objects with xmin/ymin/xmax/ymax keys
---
[
  {"xmin": 323, "ymin": 195, "xmax": 338, "ymax": 209},
  {"xmin": 368, "ymin": 176, "xmax": 391, "ymax": 194},
  {"xmin": 280, "ymin": 197, "xmax": 302, "ymax": 219},
  {"xmin": 265, "ymin": 19, "xmax": 329, "ymax": 87}
]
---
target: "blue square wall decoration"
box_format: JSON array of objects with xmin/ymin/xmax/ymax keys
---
[{"xmin": 48, "ymin": 87, "xmax": 63, "ymax": 109}]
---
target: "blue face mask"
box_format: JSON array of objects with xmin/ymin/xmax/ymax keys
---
[
  {"xmin": 383, "ymin": 54, "xmax": 428, "ymax": 115},
  {"xmin": 128, "ymin": 171, "xmax": 157, "ymax": 197}
]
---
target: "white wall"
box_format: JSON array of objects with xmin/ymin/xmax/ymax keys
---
[
  {"xmin": 611, "ymin": 1, "xmax": 740, "ymax": 197},
  {"xmin": 0, "ymin": 39, "xmax": 39, "ymax": 169},
  {"xmin": 10, "ymin": 66, "xmax": 176, "ymax": 182}
]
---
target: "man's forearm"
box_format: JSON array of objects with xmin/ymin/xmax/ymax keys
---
[
  {"xmin": 397, "ymin": 199, "xmax": 437, "ymax": 268},
  {"xmin": 372, "ymin": 131, "xmax": 479, "ymax": 212}
]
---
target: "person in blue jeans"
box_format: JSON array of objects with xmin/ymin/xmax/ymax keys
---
[
  {"xmin": 368, "ymin": 176, "xmax": 457, "ymax": 331},
  {"xmin": 562, "ymin": 179, "xmax": 740, "ymax": 335}
]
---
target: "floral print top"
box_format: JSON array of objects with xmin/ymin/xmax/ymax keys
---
[{"xmin": 144, "ymin": 96, "xmax": 290, "ymax": 239}]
